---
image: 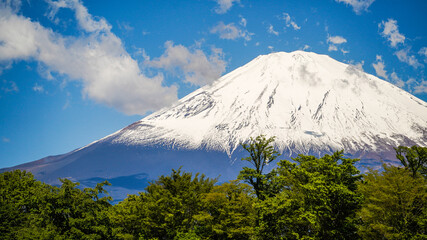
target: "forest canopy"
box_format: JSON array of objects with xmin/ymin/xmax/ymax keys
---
[{"xmin": 1, "ymin": 137, "xmax": 426, "ymax": 239}]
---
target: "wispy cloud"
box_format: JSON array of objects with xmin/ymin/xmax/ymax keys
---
[
  {"xmin": 2, "ymin": 137, "xmax": 10, "ymax": 143},
  {"xmin": 214, "ymin": 0, "xmax": 240, "ymax": 14},
  {"xmin": 328, "ymin": 45, "xmax": 338, "ymax": 52},
  {"xmin": 413, "ymin": 80, "xmax": 427, "ymax": 94},
  {"xmin": 211, "ymin": 21, "xmax": 253, "ymax": 41},
  {"xmin": 282, "ymin": 13, "xmax": 300, "ymax": 30},
  {"xmin": 387, "ymin": 72, "xmax": 425, "ymax": 94},
  {"xmin": 1, "ymin": 80, "xmax": 18, "ymax": 93},
  {"xmin": 372, "ymin": 55, "xmax": 388, "ymax": 79},
  {"xmin": 239, "ymin": 15, "xmax": 247, "ymax": 27},
  {"xmin": 327, "ymin": 35, "xmax": 347, "ymax": 52},
  {"xmin": 419, "ymin": 47, "xmax": 427, "ymax": 63},
  {"xmin": 395, "ymin": 48, "xmax": 422, "ymax": 69},
  {"xmin": 145, "ymin": 41, "xmax": 227, "ymax": 86},
  {"xmin": 328, "ymin": 36, "xmax": 347, "ymax": 44},
  {"xmin": 33, "ymin": 83, "xmax": 45, "ymax": 93},
  {"xmin": 335, "ymin": 0, "xmax": 375, "ymax": 14},
  {"xmin": 267, "ymin": 24, "xmax": 279, "ymax": 36},
  {"xmin": 0, "ymin": 1, "xmax": 178, "ymax": 115},
  {"xmin": 118, "ymin": 22, "xmax": 134, "ymax": 32},
  {"xmin": 390, "ymin": 72, "xmax": 405, "ymax": 88},
  {"xmin": 379, "ymin": 19, "xmax": 405, "ymax": 48}
]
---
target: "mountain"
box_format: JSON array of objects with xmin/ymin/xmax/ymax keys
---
[{"xmin": 2, "ymin": 51, "xmax": 427, "ymax": 201}]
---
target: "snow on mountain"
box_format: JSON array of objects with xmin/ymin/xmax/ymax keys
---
[
  {"xmin": 100, "ymin": 50, "xmax": 427, "ymax": 157},
  {"xmin": 2, "ymin": 50, "xmax": 426, "ymax": 201}
]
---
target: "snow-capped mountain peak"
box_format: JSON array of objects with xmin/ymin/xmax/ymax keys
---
[{"xmin": 104, "ymin": 51, "xmax": 427, "ymax": 157}]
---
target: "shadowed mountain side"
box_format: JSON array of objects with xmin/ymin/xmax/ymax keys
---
[{"xmin": 1, "ymin": 140, "xmax": 399, "ymax": 201}]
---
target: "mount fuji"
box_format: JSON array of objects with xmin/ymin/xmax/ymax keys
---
[{"xmin": 3, "ymin": 51, "xmax": 427, "ymax": 200}]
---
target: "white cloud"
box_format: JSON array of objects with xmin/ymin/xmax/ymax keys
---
[
  {"xmin": 2, "ymin": 136, "xmax": 10, "ymax": 143},
  {"xmin": 210, "ymin": 21, "xmax": 253, "ymax": 41},
  {"xmin": 341, "ymin": 49, "xmax": 349, "ymax": 54},
  {"xmin": 335, "ymin": 0, "xmax": 375, "ymax": 14},
  {"xmin": 282, "ymin": 13, "xmax": 300, "ymax": 30},
  {"xmin": 327, "ymin": 35, "xmax": 347, "ymax": 53},
  {"xmin": 145, "ymin": 41, "xmax": 226, "ymax": 86},
  {"xmin": 389, "ymin": 74, "xmax": 426, "ymax": 94},
  {"xmin": 0, "ymin": 1, "xmax": 177, "ymax": 115},
  {"xmin": 48, "ymin": 0, "xmax": 111, "ymax": 33},
  {"xmin": 379, "ymin": 19, "xmax": 405, "ymax": 48},
  {"xmin": 118, "ymin": 22, "xmax": 134, "ymax": 32},
  {"xmin": 268, "ymin": 46, "xmax": 274, "ymax": 51},
  {"xmin": 239, "ymin": 15, "xmax": 247, "ymax": 27},
  {"xmin": 214, "ymin": 0, "xmax": 240, "ymax": 14},
  {"xmin": 33, "ymin": 83, "xmax": 45, "ymax": 93},
  {"xmin": 390, "ymin": 72, "xmax": 405, "ymax": 88},
  {"xmin": 327, "ymin": 36, "xmax": 347, "ymax": 45},
  {"xmin": 419, "ymin": 47, "xmax": 427, "ymax": 63},
  {"xmin": 395, "ymin": 48, "xmax": 422, "ymax": 69},
  {"xmin": 0, "ymin": 0, "xmax": 21, "ymax": 12},
  {"xmin": 1, "ymin": 79, "xmax": 18, "ymax": 93},
  {"xmin": 413, "ymin": 80, "xmax": 427, "ymax": 94},
  {"xmin": 372, "ymin": 55, "xmax": 388, "ymax": 79},
  {"xmin": 328, "ymin": 45, "xmax": 338, "ymax": 52},
  {"xmin": 267, "ymin": 24, "xmax": 279, "ymax": 36},
  {"xmin": 302, "ymin": 45, "xmax": 310, "ymax": 50}
]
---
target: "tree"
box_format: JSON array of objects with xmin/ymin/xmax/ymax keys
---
[
  {"xmin": 109, "ymin": 194, "xmax": 144, "ymax": 239},
  {"xmin": 257, "ymin": 151, "xmax": 363, "ymax": 239},
  {"xmin": 395, "ymin": 145, "xmax": 427, "ymax": 178},
  {"xmin": 0, "ymin": 170, "xmax": 114, "ymax": 239},
  {"xmin": 40, "ymin": 178, "xmax": 113, "ymax": 239},
  {"xmin": 113, "ymin": 168, "xmax": 216, "ymax": 240},
  {"xmin": 0, "ymin": 170, "xmax": 52, "ymax": 239},
  {"xmin": 357, "ymin": 164, "xmax": 427, "ymax": 239},
  {"xmin": 238, "ymin": 135, "xmax": 280, "ymax": 200},
  {"xmin": 194, "ymin": 181, "xmax": 256, "ymax": 239}
]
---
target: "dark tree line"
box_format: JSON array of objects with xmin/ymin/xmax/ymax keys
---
[{"xmin": 1, "ymin": 137, "xmax": 426, "ymax": 239}]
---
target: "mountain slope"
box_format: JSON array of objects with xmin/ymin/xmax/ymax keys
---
[
  {"xmin": 104, "ymin": 51, "xmax": 426, "ymax": 156},
  {"xmin": 3, "ymin": 51, "xmax": 426, "ymax": 200}
]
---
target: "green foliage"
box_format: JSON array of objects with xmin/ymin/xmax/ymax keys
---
[
  {"xmin": 39, "ymin": 178, "xmax": 113, "ymax": 239},
  {"xmin": 3, "ymin": 139, "xmax": 427, "ymax": 240},
  {"xmin": 238, "ymin": 135, "xmax": 280, "ymax": 200},
  {"xmin": 257, "ymin": 151, "xmax": 363, "ymax": 239},
  {"xmin": 0, "ymin": 170, "xmax": 51, "ymax": 239},
  {"xmin": 194, "ymin": 181, "xmax": 256, "ymax": 239},
  {"xmin": 0, "ymin": 170, "xmax": 113, "ymax": 239},
  {"xmin": 109, "ymin": 194, "xmax": 144, "ymax": 239},
  {"xmin": 395, "ymin": 145, "xmax": 427, "ymax": 178},
  {"xmin": 357, "ymin": 164, "xmax": 427, "ymax": 240},
  {"xmin": 174, "ymin": 230, "xmax": 201, "ymax": 240},
  {"xmin": 111, "ymin": 168, "xmax": 216, "ymax": 239}
]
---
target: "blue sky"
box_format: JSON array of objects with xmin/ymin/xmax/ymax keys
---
[{"xmin": 0, "ymin": 0, "xmax": 426, "ymax": 168}]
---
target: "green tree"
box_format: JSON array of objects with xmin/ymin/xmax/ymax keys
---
[
  {"xmin": 113, "ymin": 168, "xmax": 216, "ymax": 240},
  {"xmin": 39, "ymin": 178, "xmax": 113, "ymax": 239},
  {"xmin": 194, "ymin": 181, "xmax": 256, "ymax": 239},
  {"xmin": 109, "ymin": 194, "xmax": 144, "ymax": 239},
  {"xmin": 395, "ymin": 145, "xmax": 427, "ymax": 178},
  {"xmin": 257, "ymin": 151, "xmax": 363, "ymax": 239},
  {"xmin": 0, "ymin": 170, "xmax": 114, "ymax": 239},
  {"xmin": 238, "ymin": 135, "xmax": 280, "ymax": 200},
  {"xmin": 0, "ymin": 170, "xmax": 52, "ymax": 239},
  {"xmin": 357, "ymin": 164, "xmax": 427, "ymax": 240}
]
